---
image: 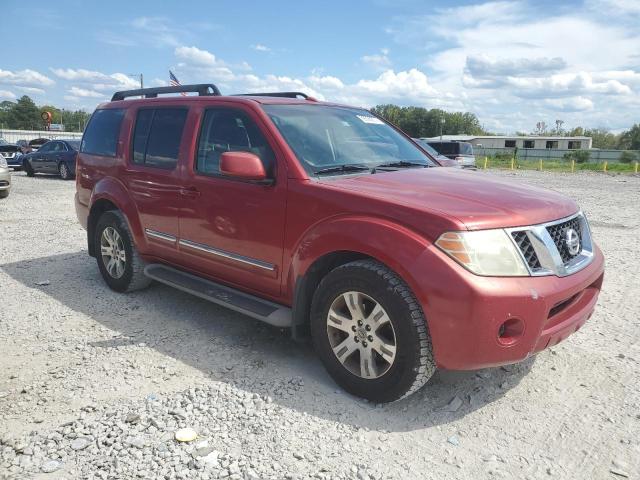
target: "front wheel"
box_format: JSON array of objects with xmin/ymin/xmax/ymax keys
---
[
  {"xmin": 58, "ymin": 162, "xmax": 72, "ymax": 180},
  {"xmin": 95, "ymin": 210, "xmax": 151, "ymax": 292},
  {"xmin": 310, "ymin": 260, "xmax": 435, "ymax": 403},
  {"xmin": 23, "ymin": 160, "xmax": 34, "ymax": 177}
]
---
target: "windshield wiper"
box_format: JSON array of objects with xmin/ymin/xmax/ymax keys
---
[
  {"xmin": 315, "ymin": 164, "xmax": 372, "ymax": 176},
  {"xmin": 371, "ymin": 161, "xmax": 434, "ymax": 173},
  {"xmin": 374, "ymin": 161, "xmax": 432, "ymax": 170}
]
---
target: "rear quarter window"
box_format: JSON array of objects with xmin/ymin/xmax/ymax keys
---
[
  {"xmin": 131, "ymin": 108, "xmax": 187, "ymax": 170},
  {"xmin": 81, "ymin": 109, "xmax": 125, "ymax": 157}
]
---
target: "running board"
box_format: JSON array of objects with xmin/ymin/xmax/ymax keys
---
[{"xmin": 144, "ymin": 264, "xmax": 292, "ymax": 328}]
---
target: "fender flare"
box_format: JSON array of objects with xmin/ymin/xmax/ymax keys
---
[
  {"xmin": 88, "ymin": 177, "xmax": 147, "ymax": 254},
  {"xmin": 287, "ymin": 215, "xmax": 433, "ymax": 337}
]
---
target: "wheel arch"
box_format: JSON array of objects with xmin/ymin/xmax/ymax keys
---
[
  {"xmin": 288, "ymin": 216, "xmax": 433, "ymax": 341},
  {"xmin": 87, "ymin": 178, "xmax": 143, "ymax": 257}
]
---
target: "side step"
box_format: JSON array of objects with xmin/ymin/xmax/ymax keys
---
[{"xmin": 144, "ymin": 264, "xmax": 292, "ymax": 328}]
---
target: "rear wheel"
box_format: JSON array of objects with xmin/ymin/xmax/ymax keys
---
[
  {"xmin": 0, "ymin": 190, "xmax": 9, "ymax": 199},
  {"xmin": 310, "ymin": 259, "xmax": 435, "ymax": 403},
  {"xmin": 58, "ymin": 162, "xmax": 71, "ymax": 180},
  {"xmin": 95, "ymin": 210, "xmax": 151, "ymax": 292}
]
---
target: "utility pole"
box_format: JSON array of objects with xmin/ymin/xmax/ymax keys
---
[{"xmin": 440, "ymin": 116, "xmax": 445, "ymax": 141}]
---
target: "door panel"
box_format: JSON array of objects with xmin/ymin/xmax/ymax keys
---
[
  {"xmin": 122, "ymin": 107, "xmax": 190, "ymax": 262},
  {"xmin": 178, "ymin": 106, "xmax": 287, "ymax": 298}
]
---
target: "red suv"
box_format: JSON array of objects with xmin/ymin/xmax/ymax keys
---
[{"xmin": 75, "ymin": 84, "xmax": 604, "ymax": 402}]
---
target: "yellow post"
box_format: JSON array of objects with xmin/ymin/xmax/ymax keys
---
[
  {"xmin": 539, "ymin": 159, "xmax": 543, "ymax": 171},
  {"xmin": 635, "ymin": 161, "xmax": 638, "ymax": 174},
  {"xmin": 484, "ymin": 156, "xmax": 488, "ymax": 170},
  {"xmin": 571, "ymin": 159, "xmax": 575, "ymax": 173},
  {"xmin": 511, "ymin": 157, "xmax": 515, "ymax": 170},
  {"xmin": 603, "ymin": 161, "xmax": 608, "ymax": 172}
]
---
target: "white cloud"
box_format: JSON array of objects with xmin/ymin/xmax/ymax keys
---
[
  {"xmin": 51, "ymin": 68, "xmax": 108, "ymax": 81},
  {"xmin": 465, "ymin": 54, "xmax": 566, "ymax": 78},
  {"xmin": 0, "ymin": 69, "xmax": 54, "ymax": 87},
  {"xmin": 175, "ymin": 46, "xmax": 217, "ymax": 66},
  {"xmin": 171, "ymin": 45, "xmax": 439, "ymax": 107},
  {"xmin": 356, "ymin": 69, "xmax": 438, "ymax": 99},
  {"xmin": 131, "ymin": 16, "xmax": 180, "ymax": 47},
  {"xmin": 68, "ymin": 86, "xmax": 105, "ymax": 98},
  {"xmin": 0, "ymin": 90, "xmax": 16, "ymax": 99},
  {"xmin": 386, "ymin": 0, "xmax": 640, "ymax": 131},
  {"xmin": 543, "ymin": 97, "xmax": 594, "ymax": 112},
  {"xmin": 361, "ymin": 49, "xmax": 392, "ymax": 70},
  {"xmin": 16, "ymin": 86, "xmax": 46, "ymax": 95},
  {"xmin": 251, "ymin": 44, "xmax": 271, "ymax": 52}
]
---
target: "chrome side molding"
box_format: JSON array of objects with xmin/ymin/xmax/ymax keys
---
[{"xmin": 178, "ymin": 239, "xmax": 275, "ymax": 271}]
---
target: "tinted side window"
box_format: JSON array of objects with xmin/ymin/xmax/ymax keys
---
[
  {"xmin": 81, "ymin": 109, "xmax": 125, "ymax": 156},
  {"xmin": 132, "ymin": 108, "xmax": 187, "ymax": 169},
  {"xmin": 196, "ymin": 108, "xmax": 275, "ymax": 177},
  {"xmin": 132, "ymin": 110, "xmax": 153, "ymax": 164},
  {"xmin": 38, "ymin": 143, "xmax": 52, "ymax": 153}
]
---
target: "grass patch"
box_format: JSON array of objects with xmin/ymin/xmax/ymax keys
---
[{"xmin": 479, "ymin": 157, "xmax": 639, "ymax": 173}]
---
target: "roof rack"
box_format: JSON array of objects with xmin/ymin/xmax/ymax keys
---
[
  {"xmin": 111, "ymin": 84, "xmax": 221, "ymax": 101},
  {"xmin": 234, "ymin": 91, "xmax": 313, "ymax": 100}
]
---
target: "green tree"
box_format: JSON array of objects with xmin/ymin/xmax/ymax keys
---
[
  {"xmin": 8, "ymin": 95, "xmax": 41, "ymax": 130},
  {"xmin": 618, "ymin": 124, "xmax": 640, "ymax": 150},
  {"xmin": 370, "ymin": 104, "xmax": 488, "ymax": 138}
]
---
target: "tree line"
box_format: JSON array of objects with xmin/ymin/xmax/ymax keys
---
[
  {"xmin": 372, "ymin": 104, "xmax": 640, "ymax": 150},
  {"xmin": 0, "ymin": 95, "xmax": 92, "ymax": 133}
]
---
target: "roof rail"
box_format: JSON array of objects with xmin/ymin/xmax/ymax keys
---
[
  {"xmin": 234, "ymin": 91, "xmax": 313, "ymax": 100},
  {"xmin": 111, "ymin": 84, "xmax": 221, "ymax": 101}
]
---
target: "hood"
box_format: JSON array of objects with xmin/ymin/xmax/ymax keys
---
[{"xmin": 321, "ymin": 168, "xmax": 578, "ymax": 230}]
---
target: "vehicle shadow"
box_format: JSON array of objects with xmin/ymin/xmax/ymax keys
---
[{"xmin": 2, "ymin": 252, "xmax": 534, "ymax": 433}]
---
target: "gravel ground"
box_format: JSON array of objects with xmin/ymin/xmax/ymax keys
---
[{"xmin": 0, "ymin": 169, "xmax": 638, "ymax": 480}]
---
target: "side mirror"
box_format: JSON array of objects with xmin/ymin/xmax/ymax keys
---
[{"xmin": 220, "ymin": 151, "xmax": 267, "ymax": 181}]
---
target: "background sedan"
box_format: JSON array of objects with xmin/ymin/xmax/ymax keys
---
[{"xmin": 22, "ymin": 139, "xmax": 80, "ymax": 180}]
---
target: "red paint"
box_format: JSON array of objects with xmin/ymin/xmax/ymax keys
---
[
  {"xmin": 220, "ymin": 151, "xmax": 267, "ymax": 180},
  {"xmin": 76, "ymin": 94, "xmax": 605, "ymax": 371}
]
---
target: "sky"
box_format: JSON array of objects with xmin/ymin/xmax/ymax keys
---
[{"xmin": 2, "ymin": 0, "xmax": 639, "ymax": 133}]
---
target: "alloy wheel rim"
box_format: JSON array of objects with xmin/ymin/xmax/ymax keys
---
[
  {"xmin": 326, "ymin": 291, "xmax": 397, "ymax": 379},
  {"xmin": 100, "ymin": 227, "xmax": 126, "ymax": 279},
  {"xmin": 60, "ymin": 164, "xmax": 67, "ymax": 177}
]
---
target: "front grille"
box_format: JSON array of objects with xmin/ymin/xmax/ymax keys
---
[
  {"xmin": 511, "ymin": 231, "xmax": 541, "ymax": 270},
  {"xmin": 546, "ymin": 217, "xmax": 582, "ymax": 264}
]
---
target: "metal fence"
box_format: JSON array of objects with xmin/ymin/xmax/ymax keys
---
[
  {"xmin": 474, "ymin": 147, "xmax": 639, "ymax": 163},
  {"xmin": 0, "ymin": 129, "xmax": 83, "ymax": 144}
]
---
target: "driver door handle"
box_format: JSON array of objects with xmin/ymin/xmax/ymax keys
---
[{"xmin": 180, "ymin": 187, "xmax": 200, "ymax": 198}]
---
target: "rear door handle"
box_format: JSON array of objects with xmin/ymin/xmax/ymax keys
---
[{"xmin": 180, "ymin": 187, "xmax": 200, "ymax": 198}]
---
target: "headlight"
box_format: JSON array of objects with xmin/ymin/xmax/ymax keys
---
[
  {"xmin": 435, "ymin": 229, "xmax": 529, "ymax": 276},
  {"xmin": 0, "ymin": 157, "xmax": 7, "ymax": 168}
]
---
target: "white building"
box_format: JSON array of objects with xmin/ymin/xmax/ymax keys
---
[{"xmin": 422, "ymin": 135, "xmax": 593, "ymax": 150}]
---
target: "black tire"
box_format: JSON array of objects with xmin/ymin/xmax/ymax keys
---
[
  {"xmin": 94, "ymin": 210, "xmax": 152, "ymax": 293},
  {"xmin": 23, "ymin": 160, "xmax": 35, "ymax": 177},
  {"xmin": 0, "ymin": 190, "xmax": 9, "ymax": 199},
  {"xmin": 310, "ymin": 259, "xmax": 435, "ymax": 403},
  {"xmin": 58, "ymin": 162, "xmax": 72, "ymax": 180}
]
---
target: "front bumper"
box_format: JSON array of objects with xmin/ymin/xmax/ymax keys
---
[{"xmin": 411, "ymin": 244, "xmax": 604, "ymax": 370}]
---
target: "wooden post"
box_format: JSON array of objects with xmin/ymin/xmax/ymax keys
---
[
  {"xmin": 635, "ymin": 161, "xmax": 638, "ymax": 174},
  {"xmin": 571, "ymin": 159, "xmax": 575, "ymax": 173},
  {"xmin": 603, "ymin": 161, "xmax": 608, "ymax": 172},
  {"xmin": 539, "ymin": 159, "xmax": 543, "ymax": 171},
  {"xmin": 484, "ymin": 157, "xmax": 488, "ymax": 170}
]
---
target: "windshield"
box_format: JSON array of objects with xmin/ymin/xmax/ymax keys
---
[
  {"xmin": 264, "ymin": 105, "xmax": 434, "ymax": 174},
  {"xmin": 458, "ymin": 142, "xmax": 474, "ymax": 155}
]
